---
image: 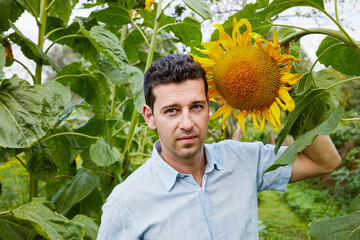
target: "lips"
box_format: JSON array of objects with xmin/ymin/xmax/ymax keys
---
[{"xmin": 177, "ymin": 135, "xmax": 197, "ymax": 144}]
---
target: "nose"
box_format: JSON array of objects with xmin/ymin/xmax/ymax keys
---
[{"xmin": 179, "ymin": 110, "xmax": 194, "ymax": 131}]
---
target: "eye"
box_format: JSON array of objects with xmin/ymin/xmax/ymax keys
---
[
  {"xmin": 165, "ymin": 108, "xmax": 177, "ymax": 115},
  {"xmin": 192, "ymin": 105, "xmax": 203, "ymax": 111}
]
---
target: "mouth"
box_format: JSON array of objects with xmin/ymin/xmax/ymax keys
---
[{"xmin": 177, "ymin": 135, "xmax": 197, "ymax": 144}]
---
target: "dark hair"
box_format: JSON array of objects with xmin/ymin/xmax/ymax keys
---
[{"xmin": 144, "ymin": 54, "xmax": 207, "ymax": 111}]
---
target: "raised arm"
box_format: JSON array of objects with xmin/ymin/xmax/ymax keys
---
[{"xmin": 289, "ymin": 134, "xmax": 341, "ymax": 183}]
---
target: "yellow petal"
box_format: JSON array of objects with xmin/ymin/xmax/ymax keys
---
[
  {"xmin": 233, "ymin": 110, "xmax": 247, "ymax": 133},
  {"xmin": 210, "ymin": 103, "xmax": 231, "ymax": 120},
  {"xmin": 201, "ymin": 41, "xmax": 224, "ymax": 60},
  {"xmin": 191, "ymin": 55, "xmax": 215, "ymax": 72},
  {"xmin": 213, "ymin": 23, "xmax": 233, "ymax": 51},
  {"xmin": 272, "ymin": 29, "xmax": 279, "ymax": 45},
  {"xmin": 278, "ymin": 88, "xmax": 295, "ymax": 112},
  {"xmin": 281, "ymin": 73, "xmax": 302, "ymax": 85}
]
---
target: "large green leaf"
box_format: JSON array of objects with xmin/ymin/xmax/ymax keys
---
[
  {"xmin": 9, "ymin": 22, "xmax": 58, "ymax": 71},
  {"xmin": 52, "ymin": 169, "xmax": 99, "ymax": 215},
  {"xmin": 56, "ymin": 62, "xmax": 112, "ymax": 118},
  {"xmin": 48, "ymin": 0, "xmax": 79, "ymax": 24},
  {"xmin": 289, "ymin": 70, "xmax": 340, "ymax": 139},
  {"xmin": 26, "ymin": 141, "xmax": 58, "ymax": 182},
  {"xmin": 210, "ymin": 1, "xmax": 272, "ymax": 41},
  {"xmin": 97, "ymin": 59, "xmax": 128, "ymax": 86},
  {"xmin": 267, "ymin": 105, "xmax": 343, "ymax": 172},
  {"xmin": 275, "ymin": 81, "xmax": 341, "ymax": 153},
  {"xmin": 72, "ymin": 215, "xmax": 98, "ymax": 240},
  {"xmin": 349, "ymin": 193, "xmax": 360, "ymax": 213},
  {"xmin": 11, "ymin": 198, "xmax": 83, "ymax": 240},
  {"xmin": 316, "ymin": 36, "xmax": 360, "ymax": 76},
  {"xmin": 182, "ymin": 0, "xmax": 212, "ymax": 19},
  {"xmin": 90, "ymin": 4, "xmax": 132, "ymax": 26},
  {"xmin": 0, "ymin": 215, "xmax": 37, "ymax": 240},
  {"xmin": 40, "ymin": 80, "xmax": 71, "ymax": 129},
  {"xmin": 125, "ymin": 65, "xmax": 145, "ymax": 113},
  {"xmin": 0, "ymin": 76, "xmax": 45, "ymax": 148},
  {"xmin": 171, "ymin": 16, "xmax": 202, "ymax": 47},
  {"xmin": 45, "ymin": 128, "xmax": 79, "ymax": 175},
  {"xmin": 0, "ymin": 0, "xmax": 24, "ymax": 32},
  {"xmin": 46, "ymin": 17, "xmax": 100, "ymax": 64},
  {"xmin": 309, "ymin": 212, "xmax": 360, "ymax": 240},
  {"xmin": 80, "ymin": 25, "xmax": 129, "ymax": 70},
  {"xmin": 258, "ymin": 0, "xmax": 325, "ymax": 21},
  {"xmin": 90, "ymin": 137, "xmax": 118, "ymax": 167}
]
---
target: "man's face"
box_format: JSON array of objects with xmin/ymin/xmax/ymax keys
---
[{"xmin": 143, "ymin": 78, "xmax": 209, "ymax": 160}]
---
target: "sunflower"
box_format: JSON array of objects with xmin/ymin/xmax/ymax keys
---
[{"xmin": 193, "ymin": 18, "xmax": 302, "ymax": 132}]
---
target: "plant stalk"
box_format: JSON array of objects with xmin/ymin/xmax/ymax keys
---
[
  {"xmin": 121, "ymin": 0, "xmax": 163, "ymax": 176},
  {"xmin": 34, "ymin": 0, "xmax": 48, "ymax": 85},
  {"xmin": 30, "ymin": 0, "xmax": 48, "ymax": 201}
]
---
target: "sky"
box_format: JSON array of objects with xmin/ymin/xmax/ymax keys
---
[{"xmin": 4, "ymin": 0, "xmax": 360, "ymax": 83}]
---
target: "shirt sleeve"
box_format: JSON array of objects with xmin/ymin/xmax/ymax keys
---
[
  {"xmin": 256, "ymin": 143, "xmax": 292, "ymax": 192},
  {"xmin": 97, "ymin": 196, "xmax": 139, "ymax": 240}
]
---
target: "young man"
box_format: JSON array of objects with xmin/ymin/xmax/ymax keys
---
[{"xmin": 97, "ymin": 54, "xmax": 341, "ymax": 239}]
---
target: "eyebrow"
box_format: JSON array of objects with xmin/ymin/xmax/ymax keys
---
[{"xmin": 160, "ymin": 100, "xmax": 207, "ymax": 112}]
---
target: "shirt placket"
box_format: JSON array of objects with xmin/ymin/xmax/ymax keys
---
[{"xmin": 198, "ymin": 172, "xmax": 217, "ymax": 240}]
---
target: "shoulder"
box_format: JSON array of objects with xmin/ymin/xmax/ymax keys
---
[
  {"xmin": 108, "ymin": 161, "xmax": 155, "ymax": 201},
  {"xmin": 205, "ymin": 140, "xmax": 265, "ymax": 156}
]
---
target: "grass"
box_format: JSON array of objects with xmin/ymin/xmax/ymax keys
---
[{"xmin": 258, "ymin": 191, "xmax": 309, "ymax": 240}]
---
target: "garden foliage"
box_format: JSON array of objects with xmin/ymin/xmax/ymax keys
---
[{"xmin": 0, "ymin": 0, "xmax": 359, "ymax": 239}]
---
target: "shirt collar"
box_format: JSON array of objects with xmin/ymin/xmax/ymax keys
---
[{"xmin": 150, "ymin": 141, "xmax": 226, "ymax": 192}]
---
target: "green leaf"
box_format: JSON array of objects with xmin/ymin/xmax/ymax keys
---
[
  {"xmin": 90, "ymin": 5, "xmax": 132, "ymax": 26},
  {"xmin": 80, "ymin": 25, "xmax": 129, "ymax": 70},
  {"xmin": 349, "ymin": 194, "xmax": 360, "ymax": 213},
  {"xmin": 48, "ymin": 0, "xmax": 79, "ymax": 24},
  {"xmin": 26, "ymin": 141, "xmax": 58, "ymax": 182},
  {"xmin": 289, "ymin": 70, "xmax": 340, "ymax": 139},
  {"xmin": 56, "ymin": 62, "xmax": 112, "ymax": 118},
  {"xmin": 125, "ymin": 65, "xmax": 145, "ymax": 113},
  {"xmin": 0, "ymin": 0, "xmax": 24, "ymax": 32},
  {"xmin": 97, "ymin": 59, "xmax": 128, "ymax": 85},
  {"xmin": 275, "ymin": 81, "xmax": 341, "ymax": 153},
  {"xmin": 72, "ymin": 215, "xmax": 98, "ymax": 240},
  {"xmin": 11, "ymin": 198, "xmax": 84, "ymax": 240},
  {"xmin": 277, "ymin": 27, "xmax": 301, "ymax": 58},
  {"xmin": 124, "ymin": 29, "xmax": 144, "ymax": 63},
  {"xmin": 52, "ymin": 169, "xmax": 99, "ymax": 215},
  {"xmin": 0, "ymin": 215, "xmax": 37, "ymax": 240},
  {"xmin": 210, "ymin": 2, "xmax": 272, "ymax": 41},
  {"xmin": 40, "ymin": 80, "xmax": 71, "ymax": 129},
  {"xmin": 20, "ymin": 0, "xmax": 40, "ymax": 17},
  {"xmin": 267, "ymin": 105, "xmax": 343, "ymax": 172},
  {"xmin": 9, "ymin": 22, "xmax": 58, "ymax": 71},
  {"xmin": 46, "ymin": 128, "xmax": 79, "ymax": 175},
  {"xmin": 309, "ymin": 212, "xmax": 360, "ymax": 240},
  {"xmin": 90, "ymin": 137, "xmax": 118, "ymax": 167},
  {"xmin": 316, "ymin": 36, "xmax": 360, "ymax": 76},
  {"xmin": 171, "ymin": 16, "xmax": 202, "ymax": 47},
  {"xmin": 0, "ymin": 76, "xmax": 45, "ymax": 148},
  {"xmin": 258, "ymin": 0, "xmax": 325, "ymax": 21},
  {"xmin": 46, "ymin": 17, "xmax": 100, "ymax": 64},
  {"xmin": 182, "ymin": 0, "xmax": 212, "ymax": 19}
]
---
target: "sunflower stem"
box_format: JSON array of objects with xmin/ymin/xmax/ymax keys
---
[
  {"xmin": 303, "ymin": 43, "xmax": 346, "ymax": 89},
  {"xmin": 334, "ymin": 0, "xmax": 340, "ymax": 22},
  {"xmin": 325, "ymin": 76, "xmax": 360, "ymax": 91},
  {"xmin": 341, "ymin": 118, "xmax": 360, "ymax": 122},
  {"xmin": 278, "ymin": 28, "xmax": 358, "ymax": 53}
]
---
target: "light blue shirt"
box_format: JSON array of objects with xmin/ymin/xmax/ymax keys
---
[{"xmin": 97, "ymin": 140, "xmax": 291, "ymax": 240}]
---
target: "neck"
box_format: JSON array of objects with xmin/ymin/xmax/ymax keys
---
[{"xmin": 160, "ymin": 149, "xmax": 206, "ymax": 186}]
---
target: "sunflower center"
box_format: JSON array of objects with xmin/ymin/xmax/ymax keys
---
[{"xmin": 212, "ymin": 46, "xmax": 281, "ymax": 110}]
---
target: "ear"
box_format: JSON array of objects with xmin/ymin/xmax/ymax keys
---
[{"xmin": 142, "ymin": 105, "xmax": 156, "ymax": 130}]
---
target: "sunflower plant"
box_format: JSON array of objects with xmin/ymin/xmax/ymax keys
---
[{"xmin": 194, "ymin": 0, "xmax": 360, "ymax": 239}]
